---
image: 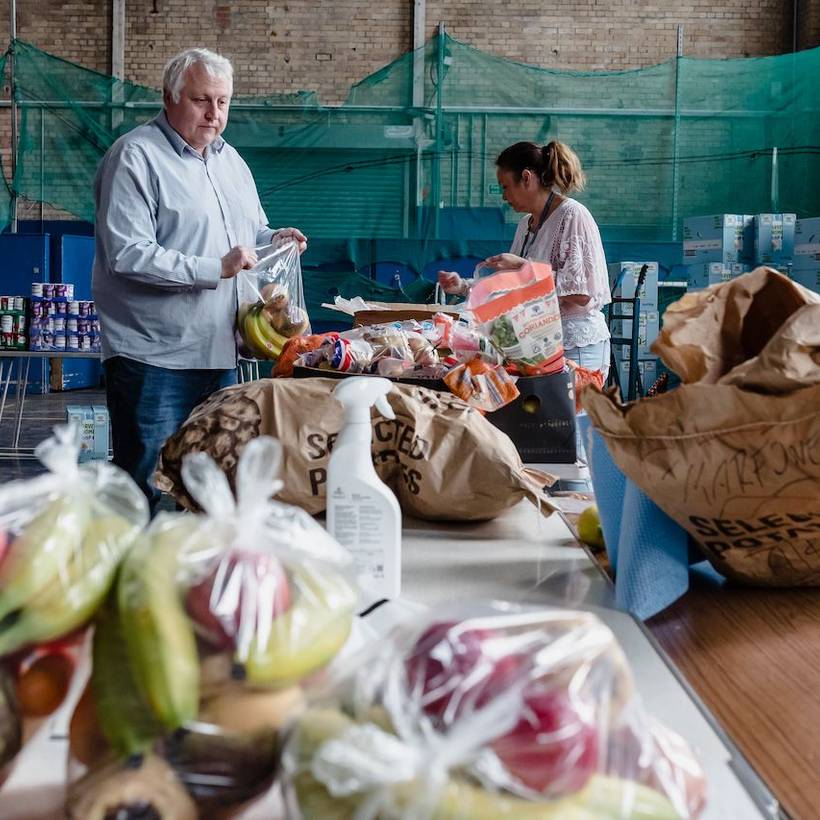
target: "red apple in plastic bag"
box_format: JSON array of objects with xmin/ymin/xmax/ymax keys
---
[
  {"xmin": 404, "ymin": 620, "xmax": 525, "ymax": 728},
  {"xmin": 186, "ymin": 552, "xmax": 291, "ymax": 650},
  {"xmin": 490, "ymin": 686, "xmax": 599, "ymax": 796}
]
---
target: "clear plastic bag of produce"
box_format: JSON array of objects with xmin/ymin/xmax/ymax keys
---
[
  {"xmin": 0, "ymin": 423, "xmax": 147, "ymax": 784},
  {"xmin": 237, "ymin": 239, "xmax": 311, "ymax": 360},
  {"xmin": 466, "ymin": 261, "xmax": 565, "ymax": 376},
  {"xmin": 283, "ymin": 602, "xmax": 706, "ymax": 819},
  {"xmin": 66, "ymin": 436, "xmax": 359, "ymax": 818}
]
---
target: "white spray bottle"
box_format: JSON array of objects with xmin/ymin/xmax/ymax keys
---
[{"xmin": 326, "ymin": 377, "xmax": 401, "ymax": 608}]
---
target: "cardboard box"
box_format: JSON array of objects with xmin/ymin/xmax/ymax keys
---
[
  {"xmin": 793, "ymin": 217, "xmax": 820, "ymax": 272},
  {"xmin": 91, "ymin": 404, "xmax": 110, "ymax": 461},
  {"xmin": 616, "ymin": 358, "xmax": 659, "ymax": 397},
  {"xmin": 608, "ymin": 261, "xmax": 659, "ymax": 311},
  {"xmin": 685, "ymin": 262, "xmax": 750, "ymax": 290},
  {"xmin": 611, "ymin": 311, "xmax": 660, "ymax": 360},
  {"xmin": 791, "ymin": 269, "xmax": 820, "ymax": 294},
  {"xmin": 65, "ymin": 405, "xmax": 95, "ymax": 463},
  {"xmin": 682, "ymin": 214, "xmax": 754, "ymax": 266},
  {"xmin": 754, "ymin": 213, "xmax": 796, "ymax": 265}
]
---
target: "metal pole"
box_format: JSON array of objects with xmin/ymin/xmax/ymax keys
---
[
  {"xmin": 433, "ymin": 22, "xmax": 445, "ymax": 239},
  {"xmin": 771, "ymin": 146, "xmax": 779, "ymax": 212},
  {"xmin": 9, "ymin": 0, "xmax": 18, "ymax": 232},
  {"xmin": 670, "ymin": 25, "xmax": 683, "ymax": 242},
  {"xmin": 111, "ymin": 0, "xmax": 125, "ymax": 133},
  {"xmin": 412, "ymin": 0, "xmax": 425, "ymax": 239},
  {"xmin": 39, "ymin": 104, "xmax": 44, "ymax": 229}
]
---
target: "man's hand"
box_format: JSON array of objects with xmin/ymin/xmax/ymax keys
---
[
  {"xmin": 483, "ymin": 253, "xmax": 527, "ymax": 271},
  {"xmin": 274, "ymin": 227, "xmax": 308, "ymax": 254},
  {"xmin": 221, "ymin": 246, "xmax": 258, "ymax": 279},
  {"xmin": 437, "ymin": 270, "xmax": 469, "ymax": 296}
]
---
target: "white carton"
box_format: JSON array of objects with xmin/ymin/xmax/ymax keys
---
[
  {"xmin": 65, "ymin": 405, "xmax": 95, "ymax": 463},
  {"xmin": 608, "ymin": 261, "xmax": 659, "ymax": 311},
  {"xmin": 612, "ymin": 311, "xmax": 660, "ymax": 360},
  {"xmin": 754, "ymin": 213, "xmax": 796, "ymax": 265},
  {"xmin": 91, "ymin": 404, "xmax": 110, "ymax": 461}
]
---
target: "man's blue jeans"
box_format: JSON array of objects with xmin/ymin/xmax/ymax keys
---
[{"xmin": 104, "ymin": 356, "xmax": 237, "ymax": 513}]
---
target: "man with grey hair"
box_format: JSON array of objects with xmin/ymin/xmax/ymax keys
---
[{"xmin": 92, "ymin": 47, "xmax": 306, "ymax": 512}]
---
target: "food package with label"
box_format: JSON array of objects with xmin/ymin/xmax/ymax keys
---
[
  {"xmin": 466, "ymin": 261, "xmax": 565, "ymax": 376},
  {"xmin": 282, "ymin": 602, "xmax": 706, "ymax": 819},
  {"xmin": 0, "ymin": 424, "xmax": 148, "ymax": 785},
  {"xmin": 65, "ymin": 437, "xmax": 358, "ymax": 818}
]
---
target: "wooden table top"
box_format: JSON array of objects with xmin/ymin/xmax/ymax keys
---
[{"xmin": 648, "ymin": 570, "xmax": 820, "ymax": 820}]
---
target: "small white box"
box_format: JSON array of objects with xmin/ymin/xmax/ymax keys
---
[
  {"xmin": 91, "ymin": 404, "xmax": 110, "ymax": 461},
  {"xmin": 66, "ymin": 405, "xmax": 95, "ymax": 463}
]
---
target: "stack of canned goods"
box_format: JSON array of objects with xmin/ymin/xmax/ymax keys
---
[
  {"xmin": 28, "ymin": 283, "xmax": 102, "ymax": 353},
  {"xmin": 0, "ymin": 294, "xmax": 28, "ymax": 350}
]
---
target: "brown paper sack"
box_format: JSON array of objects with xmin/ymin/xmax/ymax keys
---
[
  {"xmin": 155, "ymin": 378, "xmax": 556, "ymax": 522},
  {"xmin": 583, "ymin": 268, "xmax": 820, "ymax": 585}
]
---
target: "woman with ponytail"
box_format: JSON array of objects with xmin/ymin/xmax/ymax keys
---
[{"xmin": 438, "ymin": 140, "xmax": 611, "ymax": 377}]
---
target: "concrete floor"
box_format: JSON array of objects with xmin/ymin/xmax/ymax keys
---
[{"xmin": 0, "ymin": 386, "xmax": 106, "ymax": 482}]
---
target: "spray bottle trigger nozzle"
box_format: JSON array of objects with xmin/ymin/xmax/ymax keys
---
[{"xmin": 375, "ymin": 394, "xmax": 395, "ymax": 420}]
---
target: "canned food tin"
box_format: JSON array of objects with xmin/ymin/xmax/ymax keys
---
[
  {"xmin": 15, "ymin": 315, "xmax": 26, "ymax": 332},
  {"xmin": 31, "ymin": 282, "xmax": 43, "ymax": 297},
  {"xmin": 68, "ymin": 300, "xmax": 80, "ymax": 316},
  {"xmin": 66, "ymin": 318, "xmax": 78, "ymax": 332},
  {"xmin": 67, "ymin": 332, "xmax": 79, "ymax": 350},
  {"xmin": 0, "ymin": 297, "xmax": 8, "ymax": 311},
  {"xmin": 31, "ymin": 300, "xmax": 43, "ymax": 318},
  {"xmin": 0, "ymin": 315, "xmax": 12, "ymax": 333},
  {"xmin": 53, "ymin": 317, "xmax": 66, "ymax": 332},
  {"xmin": 53, "ymin": 333, "xmax": 66, "ymax": 350},
  {"xmin": 42, "ymin": 284, "xmax": 54, "ymax": 299},
  {"xmin": 13, "ymin": 296, "xmax": 24, "ymax": 312}
]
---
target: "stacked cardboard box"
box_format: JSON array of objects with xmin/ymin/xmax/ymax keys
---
[
  {"xmin": 791, "ymin": 217, "xmax": 820, "ymax": 293},
  {"xmin": 608, "ymin": 261, "xmax": 660, "ymax": 393}
]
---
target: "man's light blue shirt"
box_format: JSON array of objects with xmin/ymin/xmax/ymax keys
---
[{"xmin": 92, "ymin": 111, "xmax": 275, "ymax": 369}]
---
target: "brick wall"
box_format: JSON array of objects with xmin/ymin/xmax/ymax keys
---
[
  {"xmin": 0, "ymin": 0, "xmax": 810, "ymax": 103},
  {"xmin": 798, "ymin": 0, "xmax": 820, "ymax": 50}
]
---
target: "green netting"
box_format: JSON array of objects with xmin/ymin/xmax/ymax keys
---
[{"xmin": 3, "ymin": 34, "xmax": 820, "ymax": 295}]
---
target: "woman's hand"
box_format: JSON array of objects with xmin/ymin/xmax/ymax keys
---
[
  {"xmin": 483, "ymin": 253, "xmax": 526, "ymax": 271},
  {"xmin": 274, "ymin": 227, "xmax": 308, "ymax": 254},
  {"xmin": 437, "ymin": 270, "xmax": 469, "ymax": 296}
]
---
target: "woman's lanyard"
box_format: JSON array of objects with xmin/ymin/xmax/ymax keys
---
[{"xmin": 519, "ymin": 191, "xmax": 555, "ymax": 259}]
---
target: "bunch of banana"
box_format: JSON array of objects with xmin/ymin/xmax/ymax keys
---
[
  {"xmin": 240, "ymin": 564, "xmax": 357, "ymax": 688},
  {"xmin": 91, "ymin": 586, "xmax": 161, "ymax": 758},
  {"xmin": 0, "ymin": 504, "xmax": 140, "ymax": 656},
  {"xmin": 118, "ymin": 526, "xmax": 201, "ymax": 733},
  {"xmin": 290, "ymin": 708, "xmax": 681, "ymax": 820},
  {"xmin": 241, "ymin": 302, "xmax": 291, "ymax": 360}
]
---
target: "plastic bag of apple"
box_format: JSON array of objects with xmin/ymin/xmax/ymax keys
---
[
  {"xmin": 284, "ymin": 603, "xmax": 707, "ymax": 819},
  {"xmin": 0, "ymin": 423, "xmax": 148, "ymax": 787},
  {"xmin": 237, "ymin": 239, "xmax": 311, "ymax": 361},
  {"xmin": 66, "ymin": 436, "xmax": 359, "ymax": 818}
]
